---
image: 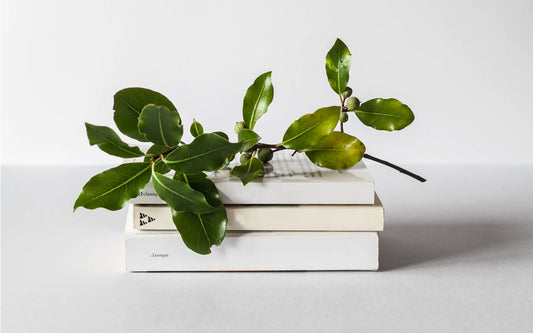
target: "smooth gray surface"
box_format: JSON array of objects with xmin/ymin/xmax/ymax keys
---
[{"xmin": 2, "ymin": 164, "xmax": 533, "ymax": 332}]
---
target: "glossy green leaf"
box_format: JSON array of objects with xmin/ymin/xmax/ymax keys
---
[
  {"xmin": 190, "ymin": 119, "xmax": 204, "ymax": 137},
  {"xmin": 231, "ymin": 157, "xmax": 264, "ymax": 185},
  {"xmin": 325, "ymin": 39, "xmax": 351, "ymax": 96},
  {"xmin": 144, "ymin": 145, "xmax": 171, "ymax": 174},
  {"xmin": 144, "ymin": 144, "xmax": 169, "ymax": 158},
  {"xmin": 356, "ymin": 98, "xmax": 415, "ymax": 131},
  {"xmin": 172, "ymin": 206, "xmax": 227, "ymax": 255},
  {"xmin": 221, "ymin": 154, "xmax": 235, "ymax": 169},
  {"xmin": 173, "ymin": 172, "xmax": 222, "ymax": 207},
  {"xmin": 281, "ymin": 106, "xmax": 340, "ymax": 149},
  {"xmin": 212, "ymin": 131, "xmax": 234, "ymax": 167},
  {"xmin": 238, "ymin": 129, "xmax": 261, "ymax": 152},
  {"xmin": 73, "ymin": 163, "xmax": 151, "ymax": 211},
  {"xmin": 212, "ymin": 131, "xmax": 229, "ymax": 141},
  {"xmin": 242, "ymin": 71, "xmax": 274, "ymax": 129},
  {"xmin": 170, "ymin": 172, "xmax": 227, "ymax": 254},
  {"xmin": 304, "ymin": 131, "xmax": 365, "ymax": 170},
  {"xmin": 163, "ymin": 133, "xmax": 242, "ymax": 174},
  {"xmin": 138, "ymin": 104, "xmax": 183, "ymax": 147},
  {"xmin": 85, "ymin": 123, "xmax": 144, "ymax": 158},
  {"xmin": 151, "ymin": 171, "xmax": 215, "ymax": 214},
  {"xmin": 113, "ymin": 87, "xmax": 177, "ymax": 142}
]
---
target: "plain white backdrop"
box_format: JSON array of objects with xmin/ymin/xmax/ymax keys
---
[{"xmin": 2, "ymin": 0, "xmax": 533, "ymax": 166}]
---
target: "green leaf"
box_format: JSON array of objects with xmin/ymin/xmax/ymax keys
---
[
  {"xmin": 173, "ymin": 172, "xmax": 222, "ymax": 207},
  {"xmin": 144, "ymin": 144, "xmax": 169, "ymax": 157},
  {"xmin": 113, "ymin": 87, "xmax": 177, "ymax": 142},
  {"xmin": 74, "ymin": 163, "xmax": 151, "ymax": 211},
  {"xmin": 138, "ymin": 104, "xmax": 183, "ymax": 147},
  {"xmin": 231, "ymin": 157, "xmax": 264, "ymax": 185},
  {"xmin": 281, "ymin": 106, "xmax": 340, "ymax": 150},
  {"xmin": 190, "ymin": 119, "xmax": 204, "ymax": 137},
  {"xmin": 85, "ymin": 123, "xmax": 144, "ymax": 158},
  {"xmin": 151, "ymin": 171, "xmax": 215, "ymax": 214},
  {"xmin": 238, "ymin": 129, "xmax": 261, "ymax": 152},
  {"xmin": 304, "ymin": 131, "xmax": 366, "ymax": 170},
  {"xmin": 221, "ymin": 154, "xmax": 235, "ymax": 168},
  {"xmin": 163, "ymin": 133, "xmax": 242, "ymax": 174},
  {"xmin": 356, "ymin": 98, "xmax": 415, "ymax": 131},
  {"xmin": 171, "ymin": 169, "xmax": 228, "ymax": 256},
  {"xmin": 242, "ymin": 71, "xmax": 274, "ymax": 129},
  {"xmin": 144, "ymin": 145, "xmax": 171, "ymax": 174},
  {"xmin": 325, "ymin": 39, "xmax": 351, "ymax": 96},
  {"xmin": 172, "ymin": 207, "xmax": 227, "ymax": 255},
  {"xmin": 212, "ymin": 131, "xmax": 229, "ymax": 140},
  {"xmin": 212, "ymin": 131, "xmax": 234, "ymax": 167}
]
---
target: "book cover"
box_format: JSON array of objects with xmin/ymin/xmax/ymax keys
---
[
  {"xmin": 132, "ymin": 194, "xmax": 384, "ymax": 231},
  {"xmin": 130, "ymin": 150, "xmax": 375, "ymax": 205},
  {"xmin": 125, "ymin": 206, "xmax": 379, "ymax": 271}
]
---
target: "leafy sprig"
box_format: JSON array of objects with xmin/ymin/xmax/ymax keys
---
[{"xmin": 75, "ymin": 38, "xmax": 425, "ymax": 254}]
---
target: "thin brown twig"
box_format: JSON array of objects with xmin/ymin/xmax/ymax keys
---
[{"xmin": 363, "ymin": 153, "xmax": 426, "ymax": 182}]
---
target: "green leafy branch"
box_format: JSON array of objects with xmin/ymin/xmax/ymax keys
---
[{"xmin": 74, "ymin": 38, "xmax": 425, "ymax": 255}]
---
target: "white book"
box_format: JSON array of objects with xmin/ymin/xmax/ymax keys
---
[
  {"xmin": 130, "ymin": 150, "xmax": 375, "ymax": 205},
  {"xmin": 133, "ymin": 194, "xmax": 384, "ymax": 231},
  {"xmin": 125, "ymin": 206, "xmax": 379, "ymax": 271}
]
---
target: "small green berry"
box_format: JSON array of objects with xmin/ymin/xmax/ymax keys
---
[
  {"xmin": 240, "ymin": 153, "xmax": 251, "ymax": 164},
  {"xmin": 340, "ymin": 112, "xmax": 349, "ymax": 123},
  {"xmin": 257, "ymin": 148, "xmax": 273, "ymax": 162},
  {"xmin": 234, "ymin": 121, "xmax": 245, "ymax": 134},
  {"xmin": 342, "ymin": 87, "xmax": 353, "ymax": 99},
  {"xmin": 345, "ymin": 97, "xmax": 360, "ymax": 111}
]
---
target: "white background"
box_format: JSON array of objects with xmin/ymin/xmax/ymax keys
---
[
  {"xmin": 2, "ymin": 0, "xmax": 533, "ymax": 166},
  {"xmin": 3, "ymin": 2, "xmax": 533, "ymax": 332}
]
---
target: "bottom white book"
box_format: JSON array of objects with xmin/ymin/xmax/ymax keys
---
[{"xmin": 125, "ymin": 206, "xmax": 379, "ymax": 271}]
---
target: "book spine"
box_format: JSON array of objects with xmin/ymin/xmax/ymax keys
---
[
  {"xmin": 125, "ymin": 230, "xmax": 379, "ymax": 271},
  {"xmin": 129, "ymin": 180, "xmax": 375, "ymax": 205},
  {"xmin": 132, "ymin": 201, "xmax": 384, "ymax": 231}
]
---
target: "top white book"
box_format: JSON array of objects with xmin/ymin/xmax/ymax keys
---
[{"xmin": 131, "ymin": 150, "xmax": 375, "ymax": 205}]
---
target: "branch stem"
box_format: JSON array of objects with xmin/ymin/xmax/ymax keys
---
[{"xmin": 363, "ymin": 153, "xmax": 426, "ymax": 182}]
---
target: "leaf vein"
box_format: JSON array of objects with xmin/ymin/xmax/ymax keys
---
[
  {"xmin": 164, "ymin": 145, "xmax": 235, "ymax": 165},
  {"xmin": 196, "ymin": 214, "xmax": 212, "ymax": 245},
  {"xmin": 158, "ymin": 111, "xmax": 170, "ymax": 147},
  {"xmin": 248, "ymin": 83, "xmax": 266, "ymax": 128},
  {"xmin": 282, "ymin": 120, "xmax": 326, "ymax": 145},
  {"xmin": 153, "ymin": 175, "xmax": 209, "ymax": 208},
  {"xmin": 355, "ymin": 110, "xmax": 407, "ymax": 119},
  {"xmin": 95, "ymin": 132, "xmax": 141, "ymax": 157},
  {"xmin": 117, "ymin": 96, "xmax": 141, "ymax": 115},
  {"xmin": 80, "ymin": 164, "xmax": 150, "ymax": 206}
]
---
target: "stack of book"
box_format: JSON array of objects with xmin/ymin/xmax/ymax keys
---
[{"xmin": 125, "ymin": 151, "xmax": 384, "ymax": 271}]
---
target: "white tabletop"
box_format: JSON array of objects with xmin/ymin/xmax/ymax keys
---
[{"xmin": 2, "ymin": 163, "xmax": 533, "ymax": 332}]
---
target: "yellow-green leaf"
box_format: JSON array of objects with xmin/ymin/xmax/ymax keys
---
[
  {"xmin": 305, "ymin": 132, "xmax": 365, "ymax": 170},
  {"xmin": 356, "ymin": 98, "xmax": 414, "ymax": 131},
  {"xmin": 281, "ymin": 106, "xmax": 340, "ymax": 150},
  {"xmin": 325, "ymin": 39, "xmax": 351, "ymax": 96}
]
